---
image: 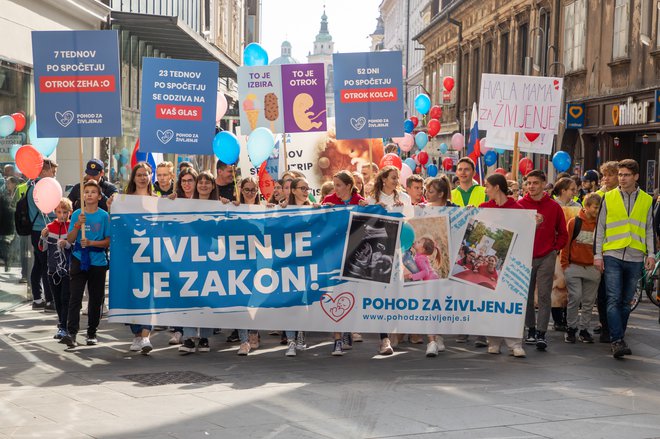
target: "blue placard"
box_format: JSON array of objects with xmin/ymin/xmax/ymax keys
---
[
  {"xmin": 566, "ymin": 103, "xmax": 585, "ymax": 129},
  {"xmin": 333, "ymin": 51, "xmax": 404, "ymax": 140},
  {"xmin": 31, "ymin": 30, "xmax": 122, "ymax": 138},
  {"xmin": 655, "ymin": 90, "xmax": 660, "ymax": 123},
  {"xmin": 140, "ymin": 58, "xmax": 218, "ymax": 154}
]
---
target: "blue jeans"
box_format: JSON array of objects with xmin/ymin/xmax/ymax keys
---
[
  {"xmin": 183, "ymin": 327, "xmax": 213, "ymax": 339},
  {"xmin": 603, "ymin": 256, "xmax": 643, "ymax": 342}
]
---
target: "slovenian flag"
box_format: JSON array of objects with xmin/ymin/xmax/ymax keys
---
[{"xmin": 467, "ymin": 103, "xmax": 483, "ymax": 183}]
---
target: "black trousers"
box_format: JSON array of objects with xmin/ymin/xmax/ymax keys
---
[
  {"xmin": 67, "ymin": 257, "xmax": 107, "ymax": 337},
  {"xmin": 48, "ymin": 275, "xmax": 70, "ymax": 330}
]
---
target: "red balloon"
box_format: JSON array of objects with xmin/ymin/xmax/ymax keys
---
[
  {"xmin": 16, "ymin": 144, "xmax": 43, "ymax": 179},
  {"xmin": 442, "ymin": 157, "xmax": 453, "ymax": 171},
  {"xmin": 258, "ymin": 162, "xmax": 274, "ymax": 201},
  {"xmin": 11, "ymin": 112, "xmax": 26, "ymax": 132},
  {"xmin": 380, "ymin": 153, "xmax": 402, "ymax": 170},
  {"xmin": 410, "ymin": 116, "xmax": 419, "ymax": 128},
  {"xmin": 415, "ymin": 166, "xmax": 422, "ymax": 174},
  {"xmin": 443, "ymin": 76, "xmax": 455, "ymax": 93},
  {"xmin": 495, "ymin": 167, "xmax": 507, "ymax": 176},
  {"xmin": 417, "ymin": 151, "xmax": 429, "ymax": 166},
  {"xmin": 427, "ymin": 119, "xmax": 441, "ymax": 137},
  {"xmin": 429, "ymin": 105, "xmax": 442, "ymax": 120},
  {"xmin": 519, "ymin": 157, "xmax": 534, "ymax": 176}
]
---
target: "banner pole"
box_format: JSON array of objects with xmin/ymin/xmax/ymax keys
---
[
  {"xmin": 369, "ymin": 138, "xmax": 374, "ymax": 180},
  {"xmin": 512, "ymin": 132, "xmax": 520, "ymax": 181},
  {"xmin": 79, "ymin": 137, "xmax": 86, "ymax": 240},
  {"xmin": 282, "ymin": 133, "xmax": 288, "ymax": 172},
  {"xmin": 232, "ymin": 165, "xmax": 240, "ymax": 202}
]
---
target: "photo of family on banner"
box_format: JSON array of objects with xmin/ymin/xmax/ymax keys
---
[{"xmin": 109, "ymin": 199, "xmax": 536, "ymax": 339}]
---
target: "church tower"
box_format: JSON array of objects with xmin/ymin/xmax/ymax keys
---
[{"xmin": 307, "ymin": 8, "xmax": 336, "ymax": 117}]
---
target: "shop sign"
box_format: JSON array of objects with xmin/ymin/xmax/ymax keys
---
[
  {"xmin": 566, "ymin": 103, "xmax": 585, "ymax": 129},
  {"xmin": 611, "ymin": 97, "xmax": 651, "ymax": 126}
]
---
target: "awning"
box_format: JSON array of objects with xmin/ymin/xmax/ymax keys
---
[{"xmin": 111, "ymin": 11, "xmax": 237, "ymax": 79}]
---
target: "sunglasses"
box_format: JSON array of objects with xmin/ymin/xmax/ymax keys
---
[{"xmin": 295, "ymin": 186, "xmax": 310, "ymax": 191}]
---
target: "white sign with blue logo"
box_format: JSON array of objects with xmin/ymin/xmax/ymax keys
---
[
  {"xmin": 332, "ymin": 51, "xmax": 404, "ymax": 140},
  {"xmin": 108, "ymin": 197, "xmax": 535, "ymax": 337},
  {"xmin": 139, "ymin": 58, "xmax": 218, "ymax": 154},
  {"xmin": 31, "ymin": 30, "xmax": 122, "ymax": 138}
]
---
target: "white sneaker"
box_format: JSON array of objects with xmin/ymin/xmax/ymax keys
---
[
  {"xmin": 511, "ymin": 347, "xmax": 526, "ymax": 358},
  {"xmin": 379, "ymin": 337, "xmax": 394, "ymax": 355},
  {"xmin": 237, "ymin": 342, "xmax": 250, "ymax": 356},
  {"xmin": 285, "ymin": 340, "xmax": 297, "ymax": 357},
  {"xmin": 352, "ymin": 332, "xmax": 363, "ymax": 342},
  {"xmin": 488, "ymin": 345, "xmax": 501, "ymax": 354},
  {"xmin": 436, "ymin": 336, "xmax": 446, "ymax": 352},
  {"xmin": 168, "ymin": 331, "xmax": 182, "ymax": 345},
  {"xmin": 295, "ymin": 331, "xmax": 306, "ymax": 350},
  {"xmin": 139, "ymin": 337, "xmax": 153, "ymax": 354},
  {"xmin": 426, "ymin": 341, "xmax": 439, "ymax": 357},
  {"xmin": 129, "ymin": 337, "xmax": 141, "ymax": 351},
  {"xmin": 248, "ymin": 332, "xmax": 260, "ymax": 349}
]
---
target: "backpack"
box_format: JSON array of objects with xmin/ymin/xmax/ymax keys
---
[{"xmin": 14, "ymin": 185, "xmax": 38, "ymax": 236}]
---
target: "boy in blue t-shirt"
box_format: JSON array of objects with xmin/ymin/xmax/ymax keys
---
[{"xmin": 60, "ymin": 180, "xmax": 110, "ymax": 348}]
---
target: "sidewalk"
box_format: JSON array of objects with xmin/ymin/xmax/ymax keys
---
[
  {"xmin": 0, "ymin": 268, "xmax": 29, "ymax": 314},
  {"xmin": 1, "ymin": 300, "xmax": 660, "ymax": 438}
]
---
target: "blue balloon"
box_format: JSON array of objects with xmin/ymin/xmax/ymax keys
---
[
  {"xmin": 404, "ymin": 158, "xmax": 417, "ymax": 171},
  {"xmin": 247, "ymin": 127, "xmax": 275, "ymax": 167},
  {"xmin": 439, "ymin": 142, "xmax": 448, "ymax": 154},
  {"xmin": 484, "ymin": 150, "xmax": 498, "ymax": 167},
  {"xmin": 10, "ymin": 144, "xmax": 20, "ymax": 160},
  {"xmin": 213, "ymin": 131, "xmax": 240, "ymax": 165},
  {"xmin": 400, "ymin": 222, "xmax": 416, "ymax": 251},
  {"xmin": 28, "ymin": 119, "xmax": 58, "ymax": 157},
  {"xmin": 552, "ymin": 151, "xmax": 572, "ymax": 172},
  {"xmin": 404, "ymin": 119, "xmax": 414, "ymax": 134},
  {"xmin": 426, "ymin": 164, "xmax": 438, "ymax": 177},
  {"xmin": 415, "ymin": 132, "xmax": 428, "ymax": 149},
  {"xmin": 243, "ymin": 43, "xmax": 269, "ymax": 66},
  {"xmin": 0, "ymin": 115, "xmax": 16, "ymax": 137},
  {"xmin": 414, "ymin": 94, "xmax": 431, "ymax": 115}
]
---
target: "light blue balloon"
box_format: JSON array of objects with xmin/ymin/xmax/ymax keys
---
[
  {"xmin": 10, "ymin": 144, "xmax": 20, "ymax": 160},
  {"xmin": 415, "ymin": 132, "xmax": 428, "ymax": 149},
  {"xmin": 28, "ymin": 119, "xmax": 58, "ymax": 157},
  {"xmin": 243, "ymin": 43, "xmax": 269, "ymax": 66},
  {"xmin": 213, "ymin": 131, "xmax": 240, "ymax": 165},
  {"xmin": 0, "ymin": 115, "xmax": 16, "ymax": 137},
  {"xmin": 552, "ymin": 151, "xmax": 572, "ymax": 172},
  {"xmin": 484, "ymin": 150, "xmax": 498, "ymax": 167},
  {"xmin": 439, "ymin": 142, "xmax": 448, "ymax": 154},
  {"xmin": 404, "ymin": 158, "xmax": 417, "ymax": 170},
  {"xmin": 495, "ymin": 148, "xmax": 505, "ymax": 154},
  {"xmin": 426, "ymin": 164, "xmax": 438, "ymax": 177},
  {"xmin": 414, "ymin": 94, "xmax": 431, "ymax": 115},
  {"xmin": 400, "ymin": 222, "xmax": 416, "ymax": 251},
  {"xmin": 247, "ymin": 127, "xmax": 275, "ymax": 167}
]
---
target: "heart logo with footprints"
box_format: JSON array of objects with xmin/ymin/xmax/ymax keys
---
[
  {"xmin": 350, "ymin": 117, "xmax": 366, "ymax": 131},
  {"xmin": 157, "ymin": 129, "xmax": 174, "ymax": 144},
  {"xmin": 55, "ymin": 111, "xmax": 75, "ymax": 127},
  {"xmin": 320, "ymin": 292, "xmax": 355, "ymax": 323}
]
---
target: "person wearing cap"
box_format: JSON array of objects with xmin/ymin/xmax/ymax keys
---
[
  {"xmin": 579, "ymin": 170, "xmax": 599, "ymax": 202},
  {"xmin": 68, "ymin": 159, "xmax": 118, "ymax": 212}
]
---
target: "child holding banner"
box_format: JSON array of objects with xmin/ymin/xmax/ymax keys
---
[
  {"xmin": 480, "ymin": 173, "xmax": 526, "ymax": 358},
  {"xmin": 322, "ymin": 171, "xmax": 366, "ymax": 356},
  {"xmin": 364, "ymin": 166, "xmax": 413, "ymax": 355},
  {"xmin": 60, "ymin": 180, "xmax": 110, "ymax": 349}
]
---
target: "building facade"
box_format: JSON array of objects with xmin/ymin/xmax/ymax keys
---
[
  {"xmin": 0, "ymin": 0, "xmax": 110, "ymax": 186},
  {"xmin": 560, "ymin": 0, "xmax": 660, "ymax": 189},
  {"xmin": 307, "ymin": 10, "xmax": 336, "ymax": 118}
]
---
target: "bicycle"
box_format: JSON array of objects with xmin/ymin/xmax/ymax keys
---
[{"xmin": 631, "ymin": 251, "xmax": 660, "ymax": 311}]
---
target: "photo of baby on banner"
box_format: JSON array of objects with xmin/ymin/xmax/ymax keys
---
[
  {"xmin": 341, "ymin": 212, "xmax": 401, "ymax": 285},
  {"xmin": 450, "ymin": 218, "xmax": 516, "ymax": 291},
  {"xmin": 402, "ymin": 215, "xmax": 451, "ymax": 284}
]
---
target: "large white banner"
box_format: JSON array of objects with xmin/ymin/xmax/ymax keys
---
[
  {"xmin": 108, "ymin": 196, "xmax": 535, "ymax": 338},
  {"xmin": 479, "ymin": 74, "xmax": 563, "ymax": 135}
]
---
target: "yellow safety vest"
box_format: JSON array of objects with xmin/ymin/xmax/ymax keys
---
[
  {"xmin": 602, "ymin": 189, "xmax": 652, "ymax": 253},
  {"xmin": 451, "ymin": 185, "xmax": 486, "ymax": 207},
  {"xmin": 595, "ymin": 189, "xmax": 605, "ymax": 197}
]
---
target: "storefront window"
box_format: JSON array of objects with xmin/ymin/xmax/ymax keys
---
[
  {"xmin": 613, "ymin": 0, "xmax": 629, "ymax": 59},
  {"xmin": 0, "ymin": 60, "xmax": 32, "ymax": 167},
  {"xmin": 563, "ymin": 0, "xmax": 586, "ymax": 72}
]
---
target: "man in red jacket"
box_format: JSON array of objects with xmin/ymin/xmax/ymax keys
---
[{"xmin": 518, "ymin": 170, "xmax": 568, "ymax": 350}]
